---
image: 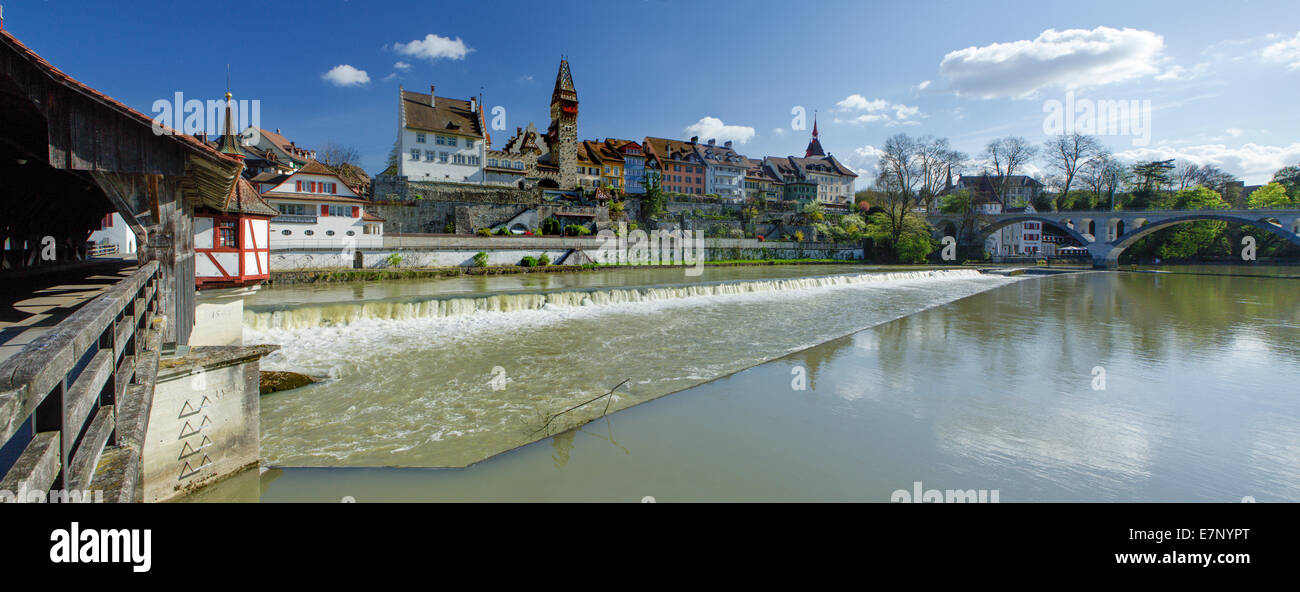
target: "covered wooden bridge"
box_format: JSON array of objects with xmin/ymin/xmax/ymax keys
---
[{"xmin": 0, "ymin": 27, "xmax": 243, "ymax": 501}]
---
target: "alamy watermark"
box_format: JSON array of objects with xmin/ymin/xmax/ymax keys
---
[
  {"xmin": 1, "ymin": 486, "xmax": 104, "ymax": 503},
  {"xmin": 150, "ymin": 92, "xmax": 261, "ymax": 140},
  {"xmin": 1043, "ymin": 90, "xmax": 1151, "ymax": 147},
  {"xmin": 594, "ymin": 222, "xmax": 706, "ymax": 276},
  {"xmin": 890, "ymin": 481, "xmax": 1000, "ymax": 503}
]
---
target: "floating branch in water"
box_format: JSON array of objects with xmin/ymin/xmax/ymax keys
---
[{"xmin": 534, "ymin": 379, "xmax": 631, "ymax": 436}]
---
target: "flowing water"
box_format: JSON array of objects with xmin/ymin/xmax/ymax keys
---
[
  {"xmin": 189, "ymin": 264, "xmax": 1300, "ymax": 502},
  {"xmin": 245, "ymin": 265, "xmax": 1011, "ymax": 467}
]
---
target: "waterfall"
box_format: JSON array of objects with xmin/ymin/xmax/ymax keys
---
[{"xmin": 243, "ymin": 269, "xmax": 985, "ymax": 331}]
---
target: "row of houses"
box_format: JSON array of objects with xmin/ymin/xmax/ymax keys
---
[{"xmin": 391, "ymin": 60, "xmax": 858, "ymax": 206}]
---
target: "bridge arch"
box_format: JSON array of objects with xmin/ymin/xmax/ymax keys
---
[
  {"xmin": 1101, "ymin": 212, "xmax": 1300, "ymax": 267},
  {"xmin": 973, "ymin": 215, "xmax": 1093, "ymax": 249}
]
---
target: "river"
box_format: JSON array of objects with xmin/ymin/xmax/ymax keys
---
[{"xmin": 187, "ymin": 264, "xmax": 1300, "ymax": 502}]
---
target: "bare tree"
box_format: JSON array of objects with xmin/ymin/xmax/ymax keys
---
[
  {"xmin": 916, "ymin": 136, "xmax": 966, "ymax": 210},
  {"xmin": 1080, "ymin": 153, "xmax": 1123, "ymax": 210},
  {"xmin": 983, "ymin": 136, "xmax": 1037, "ymax": 205},
  {"xmin": 1043, "ymin": 133, "xmax": 1105, "ymax": 211},
  {"xmin": 317, "ymin": 141, "xmax": 362, "ymax": 168},
  {"xmin": 877, "ymin": 133, "xmax": 922, "ymax": 209}
]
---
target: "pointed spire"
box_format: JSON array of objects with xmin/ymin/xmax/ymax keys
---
[
  {"xmin": 217, "ymin": 90, "xmax": 243, "ymax": 159},
  {"xmin": 552, "ymin": 58, "xmax": 576, "ymax": 104},
  {"xmin": 804, "ymin": 112, "xmax": 825, "ymax": 158}
]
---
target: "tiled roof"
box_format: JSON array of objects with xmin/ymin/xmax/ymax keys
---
[
  {"xmin": 644, "ymin": 137, "xmax": 701, "ymax": 164},
  {"xmin": 251, "ymin": 128, "xmax": 311, "ymax": 162},
  {"xmin": 362, "ymin": 211, "xmax": 386, "ymax": 222},
  {"xmin": 696, "ymin": 141, "xmax": 747, "ymax": 168},
  {"xmin": 208, "ymin": 176, "xmax": 280, "ymax": 217},
  {"xmin": 400, "ymin": 90, "xmax": 484, "ymax": 138}
]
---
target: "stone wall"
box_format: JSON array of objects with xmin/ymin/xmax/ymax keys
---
[{"xmin": 370, "ymin": 175, "xmax": 543, "ymax": 234}]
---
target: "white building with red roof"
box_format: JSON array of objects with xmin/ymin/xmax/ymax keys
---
[{"xmin": 260, "ymin": 160, "xmax": 384, "ymax": 249}]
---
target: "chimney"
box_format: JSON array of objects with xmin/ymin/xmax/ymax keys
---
[
  {"xmin": 470, "ymin": 96, "xmax": 477, "ymax": 113},
  {"xmin": 429, "ymin": 84, "xmax": 436, "ymax": 106},
  {"xmin": 276, "ymin": 128, "xmax": 281, "ymax": 134}
]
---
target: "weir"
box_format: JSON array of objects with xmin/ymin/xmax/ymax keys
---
[{"xmin": 244, "ymin": 269, "xmax": 985, "ymax": 330}]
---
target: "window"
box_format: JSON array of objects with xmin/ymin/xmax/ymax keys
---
[
  {"xmin": 277, "ymin": 203, "xmax": 310, "ymax": 216},
  {"xmin": 216, "ymin": 220, "xmax": 237, "ymax": 248},
  {"xmin": 326, "ymin": 230, "xmax": 335, "ymax": 236},
  {"xmin": 327, "ymin": 205, "xmax": 352, "ymax": 217},
  {"xmin": 304, "ymin": 230, "xmax": 314, "ymax": 236},
  {"xmin": 465, "ymin": 140, "xmax": 475, "ymax": 149},
  {"xmin": 281, "ymin": 230, "xmax": 291, "ymax": 236},
  {"xmin": 416, "ymin": 132, "xmax": 426, "ymax": 144},
  {"xmin": 346, "ymin": 231, "xmax": 355, "ymax": 236},
  {"xmin": 425, "ymin": 150, "xmax": 435, "ymax": 161},
  {"xmin": 410, "ymin": 149, "xmax": 420, "ymax": 160},
  {"xmin": 447, "ymin": 136, "xmax": 458, "ymax": 148},
  {"xmin": 439, "ymin": 152, "xmax": 449, "ymax": 163}
]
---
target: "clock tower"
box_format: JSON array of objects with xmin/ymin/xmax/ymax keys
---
[{"xmin": 547, "ymin": 58, "xmax": 579, "ymax": 189}]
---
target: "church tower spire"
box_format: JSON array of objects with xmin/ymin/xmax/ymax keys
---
[{"xmin": 804, "ymin": 112, "xmax": 825, "ymax": 158}]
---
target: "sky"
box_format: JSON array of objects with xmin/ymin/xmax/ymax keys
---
[{"xmin": 7, "ymin": 0, "xmax": 1300, "ymax": 185}]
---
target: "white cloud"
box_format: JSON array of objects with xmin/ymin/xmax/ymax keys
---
[
  {"xmin": 381, "ymin": 72, "xmax": 399, "ymax": 82},
  {"xmin": 916, "ymin": 80, "xmax": 932, "ymax": 91},
  {"xmin": 1155, "ymin": 62, "xmax": 1210, "ymax": 81},
  {"xmin": 832, "ymin": 94, "xmax": 922, "ymax": 126},
  {"xmin": 844, "ymin": 144, "xmax": 884, "ymax": 181},
  {"xmin": 391, "ymin": 33, "xmax": 472, "ymax": 62},
  {"xmin": 393, "ymin": 61, "xmax": 412, "ymax": 71},
  {"xmin": 1226, "ymin": 128, "xmax": 1243, "ymax": 137},
  {"xmin": 1115, "ymin": 142, "xmax": 1300, "ymax": 184},
  {"xmin": 683, "ymin": 117, "xmax": 755, "ymax": 145},
  {"xmin": 836, "ymin": 94, "xmax": 889, "ymax": 112},
  {"xmin": 772, "ymin": 127, "xmax": 786, "ymax": 136},
  {"xmin": 1260, "ymin": 31, "xmax": 1300, "ymax": 70},
  {"xmin": 939, "ymin": 26, "xmax": 1167, "ymax": 98},
  {"xmin": 322, "ymin": 64, "xmax": 370, "ymax": 87},
  {"xmin": 519, "ymin": 74, "xmax": 534, "ymax": 83}
]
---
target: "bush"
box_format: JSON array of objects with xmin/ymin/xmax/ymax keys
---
[
  {"xmin": 472, "ymin": 252, "xmax": 488, "ymax": 267},
  {"xmin": 476, "ymin": 228, "xmax": 492, "ymax": 237},
  {"xmin": 794, "ymin": 231, "xmax": 805, "ymax": 242},
  {"xmin": 386, "ymin": 253, "xmax": 402, "ymax": 268},
  {"xmin": 542, "ymin": 217, "xmax": 561, "ymax": 236},
  {"xmin": 520, "ymin": 256, "xmax": 538, "ymax": 267},
  {"xmin": 444, "ymin": 221, "xmax": 455, "ymax": 234},
  {"xmin": 538, "ymin": 253, "xmax": 551, "ymax": 266},
  {"xmin": 495, "ymin": 226, "xmax": 511, "ymax": 236},
  {"xmin": 564, "ymin": 224, "xmax": 592, "ymax": 236}
]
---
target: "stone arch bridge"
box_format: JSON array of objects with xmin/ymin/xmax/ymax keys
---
[{"xmin": 927, "ymin": 209, "xmax": 1300, "ymax": 268}]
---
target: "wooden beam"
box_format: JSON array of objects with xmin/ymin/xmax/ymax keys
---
[
  {"xmin": 0, "ymin": 432, "xmax": 60, "ymax": 500},
  {"xmin": 66, "ymin": 406, "xmax": 114, "ymax": 492},
  {"xmin": 61, "ymin": 349, "xmax": 111, "ymax": 451}
]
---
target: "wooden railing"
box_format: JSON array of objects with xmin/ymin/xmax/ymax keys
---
[
  {"xmin": 0, "ymin": 261, "xmax": 161, "ymax": 502},
  {"xmin": 88, "ymin": 243, "xmax": 120, "ymax": 258}
]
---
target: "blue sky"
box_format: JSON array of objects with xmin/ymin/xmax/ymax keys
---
[{"xmin": 8, "ymin": 0, "xmax": 1300, "ymax": 184}]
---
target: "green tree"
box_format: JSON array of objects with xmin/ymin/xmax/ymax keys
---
[
  {"xmin": 1154, "ymin": 186, "xmax": 1229, "ymax": 259},
  {"xmin": 867, "ymin": 204, "xmax": 934, "ymax": 262},
  {"xmin": 1248, "ymin": 182, "xmax": 1296, "ymax": 208}
]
